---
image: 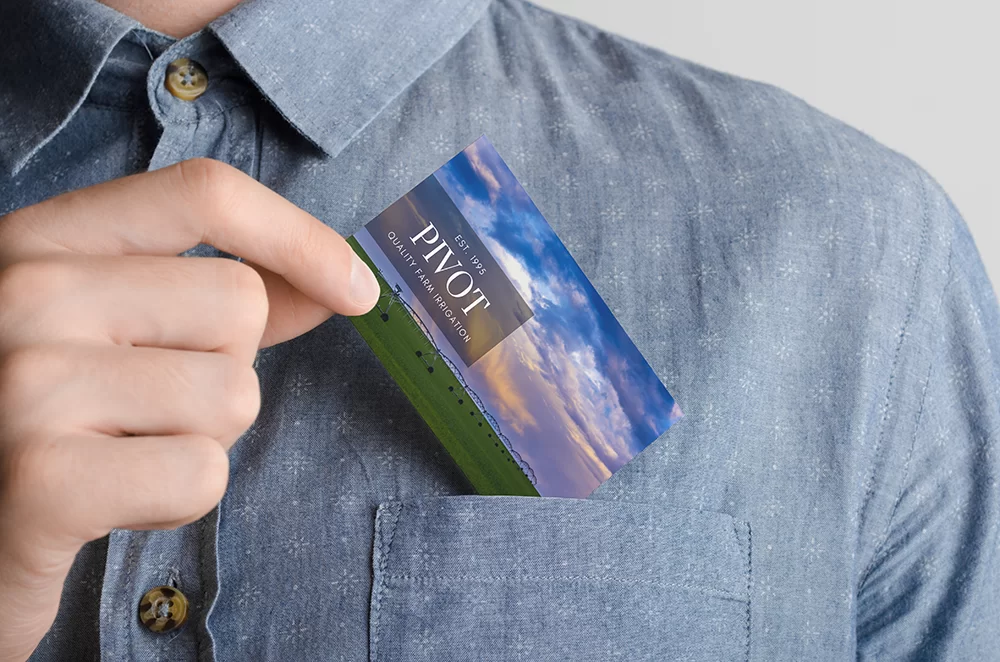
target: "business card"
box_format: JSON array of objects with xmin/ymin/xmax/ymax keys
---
[{"xmin": 347, "ymin": 136, "xmax": 682, "ymax": 498}]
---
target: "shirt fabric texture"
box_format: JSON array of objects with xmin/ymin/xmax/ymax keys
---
[{"xmin": 1, "ymin": 0, "xmax": 998, "ymax": 660}]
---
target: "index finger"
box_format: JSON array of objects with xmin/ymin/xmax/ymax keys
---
[{"xmin": 0, "ymin": 158, "xmax": 379, "ymax": 316}]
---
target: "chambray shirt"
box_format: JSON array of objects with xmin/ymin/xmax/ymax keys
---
[{"xmin": 2, "ymin": 0, "xmax": 998, "ymax": 660}]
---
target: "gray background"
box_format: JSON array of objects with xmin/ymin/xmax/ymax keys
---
[{"xmin": 532, "ymin": 0, "xmax": 998, "ymax": 289}]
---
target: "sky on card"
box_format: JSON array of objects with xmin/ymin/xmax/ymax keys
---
[{"xmin": 360, "ymin": 136, "xmax": 682, "ymax": 497}]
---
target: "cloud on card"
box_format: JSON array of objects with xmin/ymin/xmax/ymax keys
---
[{"xmin": 427, "ymin": 137, "xmax": 680, "ymax": 497}]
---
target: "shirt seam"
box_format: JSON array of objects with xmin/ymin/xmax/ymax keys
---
[
  {"xmin": 855, "ymin": 169, "xmax": 947, "ymax": 596},
  {"xmin": 382, "ymin": 574, "xmax": 747, "ymax": 600},
  {"xmin": 200, "ymin": 507, "xmax": 223, "ymax": 662},
  {"xmin": 856, "ymin": 355, "xmax": 934, "ymax": 597},
  {"xmin": 197, "ymin": 514, "xmax": 206, "ymax": 661},
  {"xmin": 369, "ymin": 502, "xmax": 401, "ymax": 662},
  {"xmin": 123, "ymin": 532, "xmax": 138, "ymax": 660},
  {"xmin": 743, "ymin": 521, "xmax": 752, "ymax": 662}
]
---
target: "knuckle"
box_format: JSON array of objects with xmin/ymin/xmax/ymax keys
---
[
  {"xmin": 191, "ymin": 439, "xmax": 230, "ymax": 506},
  {"xmin": 174, "ymin": 158, "xmax": 241, "ymax": 218},
  {"xmin": 280, "ymin": 218, "xmax": 318, "ymax": 266},
  {"xmin": 221, "ymin": 360, "xmax": 261, "ymax": 432},
  {"xmin": 209, "ymin": 260, "xmax": 269, "ymax": 346},
  {"xmin": 159, "ymin": 437, "xmax": 229, "ymax": 529},
  {"xmin": 222, "ymin": 261, "xmax": 269, "ymax": 323}
]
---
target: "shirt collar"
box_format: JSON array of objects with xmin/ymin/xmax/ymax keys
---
[
  {"xmin": 0, "ymin": 0, "xmax": 492, "ymax": 176},
  {"xmin": 0, "ymin": 1, "xmax": 137, "ymax": 175}
]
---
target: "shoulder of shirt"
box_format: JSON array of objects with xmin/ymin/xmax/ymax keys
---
[{"xmin": 488, "ymin": 0, "xmax": 962, "ymax": 237}]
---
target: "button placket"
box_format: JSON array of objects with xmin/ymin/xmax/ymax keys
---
[{"xmin": 145, "ymin": 32, "xmax": 214, "ymax": 128}]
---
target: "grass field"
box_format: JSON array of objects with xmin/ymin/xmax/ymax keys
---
[{"xmin": 347, "ymin": 237, "xmax": 540, "ymax": 497}]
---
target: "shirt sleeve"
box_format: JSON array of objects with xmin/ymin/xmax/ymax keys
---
[{"xmin": 855, "ymin": 183, "xmax": 1000, "ymax": 659}]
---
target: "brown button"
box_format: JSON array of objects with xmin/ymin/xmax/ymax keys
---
[
  {"xmin": 164, "ymin": 58, "xmax": 208, "ymax": 101},
  {"xmin": 138, "ymin": 585, "xmax": 189, "ymax": 633}
]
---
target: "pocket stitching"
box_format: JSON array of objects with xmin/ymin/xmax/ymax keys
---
[
  {"xmin": 373, "ymin": 498, "xmax": 754, "ymax": 659},
  {"xmin": 383, "ymin": 573, "xmax": 747, "ymax": 602}
]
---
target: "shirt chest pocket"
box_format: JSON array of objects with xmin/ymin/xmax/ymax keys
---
[{"xmin": 369, "ymin": 496, "xmax": 751, "ymax": 661}]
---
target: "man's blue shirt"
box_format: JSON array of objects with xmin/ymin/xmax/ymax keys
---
[{"xmin": 1, "ymin": 0, "xmax": 997, "ymax": 659}]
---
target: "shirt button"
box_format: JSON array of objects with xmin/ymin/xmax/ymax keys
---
[
  {"xmin": 138, "ymin": 585, "xmax": 189, "ymax": 633},
  {"xmin": 164, "ymin": 58, "xmax": 208, "ymax": 101}
]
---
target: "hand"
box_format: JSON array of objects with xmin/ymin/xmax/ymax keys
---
[{"xmin": 0, "ymin": 159, "xmax": 379, "ymax": 661}]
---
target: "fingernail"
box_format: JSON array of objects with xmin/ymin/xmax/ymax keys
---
[{"xmin": 349, "ymin": 252, "xmax": 380, "ymax": 310}]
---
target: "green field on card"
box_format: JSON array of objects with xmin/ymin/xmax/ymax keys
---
[{"xmin": 347, "ymin": 237, "xmax": 539, "ymax": 497}]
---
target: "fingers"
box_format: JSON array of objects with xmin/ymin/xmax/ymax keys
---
[
  {"xmin": 0, "ymin": 158, "xmax": 380, "ymax": 316},
  {"xmin": 0, "ymin": 430, "xmax": 228, "ymax": 660},
  {"xmin": 0, "ymin": 344, "xmax": 260, "ymax": 448},
  {"xmin": 0, "ymin": 160, "xmax": 352, "ymax": 661},
  {"xmin": 0, "ymin": 255, "xmax": 269, "ymax": 361},
  {"xmin": 2, "ymin": 432, "xmax": 229, "ymax": 549},
  {"xmin": 251, "ymin": 263, "xmax": 335, "ymax": 347},
  {"xmin": 0, "ymin": 429, "xmax": 229, "ymax": 660},
  {"xmin": 0, "ymin": 252, "xmax": 339, "ymax": 359}
]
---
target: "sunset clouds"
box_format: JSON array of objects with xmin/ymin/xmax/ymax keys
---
[
  {"xmin": 357, "ymin": 136, "xmax": 681, "ymax": 497},
  {"xmin": 432, "ymin": 137, "xmax": 681, "ymax": 497}
]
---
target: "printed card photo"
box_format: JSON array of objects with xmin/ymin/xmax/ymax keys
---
[{"xmin": 347, "ymin": 136, "xmax": 682, "ymax": 498}]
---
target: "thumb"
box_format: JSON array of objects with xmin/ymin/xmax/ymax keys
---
[{"xmin": 251, "ymin": 264, "xmax": 339, "ymax": 348}]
